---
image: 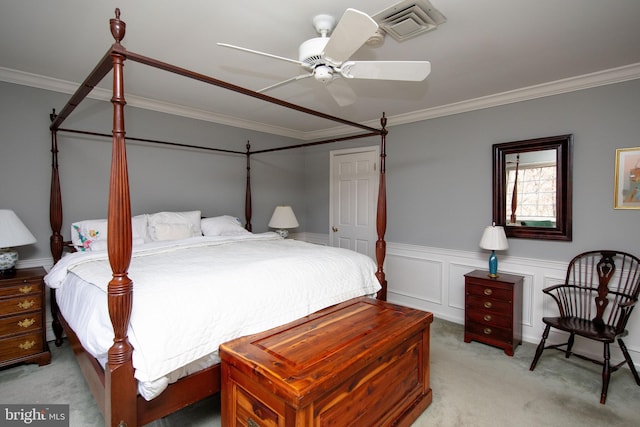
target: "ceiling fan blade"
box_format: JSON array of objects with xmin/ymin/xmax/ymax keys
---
[
  {"xmin": 340, "ymin": 61, "xmax": 431, "ymax": 81},
  {"xmin": 217, "ymin": 43, "xmax": 304, "ymax": 66},
  {"xmin": 324, "ymin": 78, "xmax": 357, "ymax": 107},
  {"xmin": 258, "ymin": 73, "xmax": 313, "ymax": 93},
  {"xmin": 322, "ymin": 9, "xmax": 378, "ymax": 66}
]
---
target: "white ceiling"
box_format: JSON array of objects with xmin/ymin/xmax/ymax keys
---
[{"xmin": 1, "ymin": 0, "xmax": 639, "ymax": 139}]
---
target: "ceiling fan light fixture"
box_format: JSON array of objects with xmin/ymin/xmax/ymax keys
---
[{"xmin": 314, "ymin": 65, "xmax": 333, "ymax": 84}]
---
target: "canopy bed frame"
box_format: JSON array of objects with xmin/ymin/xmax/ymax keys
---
[{"xmin": 48, "ymin": 9, "xmax": 389, "ymax": 427}]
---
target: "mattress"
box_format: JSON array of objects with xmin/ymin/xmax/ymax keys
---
[{"xmin": 45, "ymin": 233, "xmax": 380, "ymax": 400}]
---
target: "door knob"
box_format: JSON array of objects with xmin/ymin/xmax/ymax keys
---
[{"xmin": 332, "ymin": 226, "xmax": 338, "ymax": 232}]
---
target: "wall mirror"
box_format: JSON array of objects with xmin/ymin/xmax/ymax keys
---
[{"xmin": 492, "ymin": 134, "xmax": 573, "ymax": 241}]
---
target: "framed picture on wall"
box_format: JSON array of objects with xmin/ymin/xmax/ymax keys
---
[{"xmin": 614, "ymin": 147, "xmax": 640, "ymax": 209}]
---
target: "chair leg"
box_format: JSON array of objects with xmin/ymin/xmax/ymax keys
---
[
  {"xmin": 565, "ymin": 332, "xmax": 575, "ymax": 358},
  {"xmin": 530, "ymin": 324, "xmax": 551, "ymax": 371},
  {"xmin": 601, "ymin": 343, "xmax": 611, "ymax": 404},
  {"xmin": 618, "ymin": 338, "xmax": 640, "ymax": 386}
]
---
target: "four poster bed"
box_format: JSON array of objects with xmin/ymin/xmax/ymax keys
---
[{"xmin": 47, "ymin": 9, "xmax": 393, "ymax": 427}]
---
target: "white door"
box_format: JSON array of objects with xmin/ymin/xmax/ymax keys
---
[{"xmin": 329, "ymin": 147, "xmax": 379, "ymax": 257}]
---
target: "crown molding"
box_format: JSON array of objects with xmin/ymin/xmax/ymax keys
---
[
  {"xmin": 2, "ymin": 63, "xmax": 639, "ymax": 141},
  {"xmin": 306, "ymin": 62, "xmax": 640, "ymax": 139},
  {"xmin": 0, "ymin": 66, "xmax": 306, "ymax": 140}
]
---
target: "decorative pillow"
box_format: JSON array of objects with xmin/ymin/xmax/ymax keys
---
[
  {"xmin": 201, "ymin": 215, "xmax": 249, "ymax": 236},
  {"xmin": 71, "ymin": 214, "xmax": 149, "ymax": 251},
  {"xmin": 147, "ymin": 210, "xmax": 202, "ymax": 241},
  {"xmin": 71, "ymin": 219, "xmax": 107, "ymax": 251},
  {"xmin": 149, "ymin": 223, "xmax": 193, "ymax": 241}
]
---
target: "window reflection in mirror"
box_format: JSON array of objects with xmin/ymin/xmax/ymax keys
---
[
  {"xmin": 505, "ymin": 150, "xmax": 557, "ymax": 227},
  {"xmin": 492, "ymin": 135, "xmax": 573, "ymax": 241}
]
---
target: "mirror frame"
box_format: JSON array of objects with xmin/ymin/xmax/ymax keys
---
[{"xmin": 492, "ymin": 134, "xmax": 573, "ymax": 241}]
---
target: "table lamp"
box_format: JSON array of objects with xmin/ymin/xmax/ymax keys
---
[
  {"xmin": 0, "ymin": 210, "xmax": 37, "ymax": 278},
  {"xmin": 479, "ymin": 223, "xmax": 508, "ymax": 278},
  {"xmin": 268, "ymin": 206, "xmax": 299, "ymax": 238}
]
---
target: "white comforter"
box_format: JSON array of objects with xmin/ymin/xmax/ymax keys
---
[{"xmin": 46, "ymin": 233, "xmax": 380, "ymax": 398}]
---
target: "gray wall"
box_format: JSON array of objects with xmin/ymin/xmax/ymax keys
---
[
  {"xmin": 2, "ymin": 78, "xmax": 640, "ymax": 265},
  {"xmin": 303, "ymin": 79, "xmax": 640, "ymax": 262},
  {"xmin": 0, "ymin": 81, "xmax": 306, "ymax": 261}
]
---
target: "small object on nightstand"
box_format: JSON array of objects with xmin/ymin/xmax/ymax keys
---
[
  {"xmin": 464, "ymin": 269, "xmax": 523, "ymax": 356},
  {"xmin": 0, "ymin": 267, "xmax": 51, "ymax": 367},
  {"xmin": 268, "ymin": 205, "xmax": 299, "ymax": 238},
  {"xmin": 0, "ymin": 210, "xmax": 37, "ymax": 278},
  {"xmin": 478, "ymin": 223, "xmax": 509, "ymax": 278}
]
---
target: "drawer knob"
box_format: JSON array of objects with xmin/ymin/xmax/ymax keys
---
[
  {"xmin": 483, "ymin": 314, "xmax": 492, "ymax": 322},
  {"xmin": 19, "ymin": 340, "xmax": 36, "ymax": 350},
  {"xmin": 483, "ymin": 328, "xmax": 492, "ymax": 335},
  {"xmin": 18, "ymin": 300, "xmax": 35, "ymax": 309},
  {"xmin": 18, "ymin": 318, "xmax": 36, "ymax": 328},
  {"xmin": 19, "ymin": 285, "xmax": 33, "ymax": 294},
  {"xmin": 483, "ymin": 301, "xmax": 493, "ymax": 309},
  {"xmin": 483, "ymin": 288, "xmax": 493, "ymax": 296}
]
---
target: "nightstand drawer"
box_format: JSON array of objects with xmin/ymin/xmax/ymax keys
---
[
  {"xmin": 0, "ymin": 295, "xmax": 42, "ymax": 316},
  {"xmin": 466, "ymin": 308, "xmax": 511, "ymax": 328},
  {"xmin": 0, "ymin": 332, "xmax": 44, "ymax": 361},
  {"xmin": 0, "ymin": 280, "xmax": 42, "ymax": 298},
  {"xmin": 465, "ymin": 283, "xmax": 512, "ymax": 300},
  {"xmin": 0, "ymin": 312, "xmax": 43, "ymax": 337},
  {"xmin": 466, "ymin": 321, "xmax": 512, "ymax": 343},
  {"xmin": 0, "ymin": 267, "xmax": 51, "ymax": 368},
  {"xmin": 465, "ymin": 294, "xmax": 512, "ymax": 314}
]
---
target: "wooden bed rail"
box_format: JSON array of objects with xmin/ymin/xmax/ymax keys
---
[{"xmin": 48, "ymin": 8, "xmax": 389, "ymax": 427}]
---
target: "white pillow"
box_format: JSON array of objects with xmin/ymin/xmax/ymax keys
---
[
  {"xmin": 90, "ymin": 237, "xmax": 146, "ymax": 252},
  {"xmin": 149, "ymin": 223, "xmax": 193, "ymax": 241},
  {"xmin": 147, "ymin": 210, "xmax": 202, "ymax": 241},
  {"xmin": 71, "ymin": 215, "xmax": 149, "ymax": 251},
  {"xmin": 201, "ymin": 215, "xmax": 249, "ymax": 236}
]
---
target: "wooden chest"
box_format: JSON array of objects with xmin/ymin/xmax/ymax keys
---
[
  {"xmin": 220, "ymin": 297, "xmax": 433, "ymax": 427},
  {"xmin": 0, "ymin": 267, "xmax": 51, "ymax": 368},
  {"xmin": 464, "ymin": 269, "xmax": 523, "ymax": 356}
]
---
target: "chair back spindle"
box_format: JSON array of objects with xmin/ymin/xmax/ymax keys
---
[
  {"xmin": 531, "ymin": 249, "xmax": 640, "ymax": 404},
  {"xmin": 558, "ymin": 251, "xmax": 640, "ymax": 334}
]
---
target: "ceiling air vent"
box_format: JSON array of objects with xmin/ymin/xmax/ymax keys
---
[{"xmin": 371, "ymin": 0, "xmax": 446, "ymax": 42}]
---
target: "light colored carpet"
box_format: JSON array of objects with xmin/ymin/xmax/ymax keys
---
[{"xmin": 1, "ymin": 318, "xmax": 638, "ymax": 426}]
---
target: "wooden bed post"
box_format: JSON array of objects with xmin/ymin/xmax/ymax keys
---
[
  {"xmin": 105, "ymin": 9, "xmax": 136, "ymax": 427},
  {"xmin": 376, "ymin": 113, "xmax": 388, "ymax": 301},
  {"xmin": 49, "ymin": 114, "xmax": 64, "ymax": 346},
  {"xmin": 245, "ymin": 141, "xmax": 252, "ymax": 232}
]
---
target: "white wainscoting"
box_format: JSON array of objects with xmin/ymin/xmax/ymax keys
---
[
  {"xmin": 383, "ymin": 242, "xmax": 640, "ymax": 369},
  {"xmin": 19, "ymin": 238, "xmax": 640, "ymax": 369}
]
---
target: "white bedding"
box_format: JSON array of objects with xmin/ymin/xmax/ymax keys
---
[{"xmin": 45, "ymin": 233, "xmax": 380, "ymax": 400}]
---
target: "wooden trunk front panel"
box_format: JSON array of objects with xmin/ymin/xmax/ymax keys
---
[{"xmin": 220, "ymin": 297, "xmax": 433, "ymax": 427}]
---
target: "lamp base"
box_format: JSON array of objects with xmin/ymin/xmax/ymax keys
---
[
  {"xmin": 0, "ymin": 248, "xmax": 18, "ymax": 278},
  {"xmin": 0, "ymin": 267, "xmax": 16, "ymax": 278},
  {"xmin": 487, "ymin": 272, "xmax": 500, "ymax": 279},
  {"xmin": 488, "ymin": 250, "xmax": 499, "ymax": 278},
  {"xmin": 275, "ymin": 229, "xmax": 289, "ymax": 239}
]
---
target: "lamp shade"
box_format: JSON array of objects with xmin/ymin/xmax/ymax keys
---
[
  {"xmin": 479, "ymin": 224, "xmax": 508, "ymax": 251},
  {"xmin": 0, "ymin": 210, "xmax": 36, "ymax": 248},
  {"xmin": 268, "ymin": 206, "xmax": 299, "ymax": 229}
]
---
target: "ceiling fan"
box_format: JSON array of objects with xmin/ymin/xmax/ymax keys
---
[{"xmin": 218, "ymin": 8, "xmax": 431, "ymax": 106}]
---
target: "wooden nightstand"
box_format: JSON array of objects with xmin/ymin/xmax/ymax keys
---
[
  {"xmin": 0, "ymin": 266, "xmax": 51, "ymax": 368},
  {"xmin": 464, "ymin": 269, "xmax": 523, "ymax": 356}
]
